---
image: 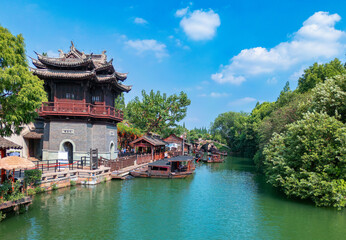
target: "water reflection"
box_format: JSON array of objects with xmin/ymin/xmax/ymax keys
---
[{"xmin": 0, "ymin": 156, "xmax": 345, "ymax": 240}]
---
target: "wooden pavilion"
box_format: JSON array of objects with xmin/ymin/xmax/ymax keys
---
[
  {"xmin": 0, "ymin": 137, "xmax": 22, "ymax": 158},
  {"xmin": 130, "ymin": 135, "xmax": 167, "ymax": 161}
]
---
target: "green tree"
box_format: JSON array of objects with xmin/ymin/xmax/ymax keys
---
[
  {"xmin": 263, "ymin": 112, "xmax": 346, "ymax": 208},
  {"xmin": 297, "ymin": 58, "xmax": 346, "ymax": 93},
  {"xmin": 126, "ymin": 90, "xmax": 191, "ymax": 134},
  {"xmin": 0, "ymin": 26, "xmax": 47, "ymax": 136},
  {"xmin": 307, "ymin": 74, "xmax": 346, "ymax": 122},
  {"xmin": 114, "ymin": 93, "xmax": 125, "ymax": 112},
  {"xmin": 210, "ymin": 111, "xmax": 251, "ymax": 153}
]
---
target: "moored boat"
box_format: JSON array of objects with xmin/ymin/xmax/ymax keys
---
[
  {"xmin": 201, "ymin": 152, "xmax": 224, "ymax": 163},
  {"xmin": 130, "ymin": 155, "xmax": 195, "ymax": 179}
]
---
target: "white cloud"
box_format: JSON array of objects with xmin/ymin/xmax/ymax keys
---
[
  {"xmin": 47, "ymin": 50, "xmax": 59, "ymax": 58},
  {"xmin": 228, "ymin": 97, "xmax": 256, "ymax": 106},
  {"xmin": 212, "ymin": 11, "xmax": 346, "ymax": 85},
  {"xmin": 178, "ymin": 9, "xmax": 220, "ymax": 41},
  {"xmin": 175, "ymin": 7, "xmax": 189, "ymax": 17},
  {"xmin": 211, "ymin": 73, "xmax": 245, "ymax": 85},
  {"xmin": 289, "ymin": 66, "xmax": 306, "ymax": 81},
  {"xmin": 210, "ymin": 92, "xmax": 230, "ymax": 98},
  {"xmin": 266, "ymin": 77, "xmax": 278, "ymax": 85},
  {"xmin": 125, "ymin": 39, "xmax": 168, "ymax": 59},
  {"xmin": 199, "ymin": 92, "xmax": 230, "ymax": 98},
  {"xmin": 134, "ymin": 17, "xmax": 148, "ymax": 25}
]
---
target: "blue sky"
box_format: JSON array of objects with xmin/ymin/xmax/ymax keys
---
[{"xmin": 1, "ymin": 0, "xmax": 345, "ymax": 129}]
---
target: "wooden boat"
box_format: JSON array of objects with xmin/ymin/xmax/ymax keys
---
[
  {"xmin": 130, "ymin": 155, "xmax": 195, "ymax": 179},
  {"xmin": 201, "ymin": 152, "xmax": 224, "ymax": 163}
]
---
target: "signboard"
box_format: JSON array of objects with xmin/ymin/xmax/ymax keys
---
[
  {"xmin": 58, "ymin": 151, "xmax": 68, "ymax": 160},
  {"xmin": 62, "ymin": 129, "xmax": 74, "ymax": 134}
]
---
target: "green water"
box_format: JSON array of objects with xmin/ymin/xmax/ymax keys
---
[{"xmin": 0, "ymin": 157, "xmax": 345, "ymax": 240}]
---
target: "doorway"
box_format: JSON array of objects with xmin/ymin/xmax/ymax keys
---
[
  {"xmin": 63, "ymin": 141, "xmax": 73, "ymax": 164},
  {"xmin": 110, "ymin": 142, "xmax": 115, "ymax": 159}
]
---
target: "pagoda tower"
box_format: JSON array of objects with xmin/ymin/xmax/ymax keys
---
[{"xmin": 31, "ymin": 42, "xmax": 131, "ymax": 162}]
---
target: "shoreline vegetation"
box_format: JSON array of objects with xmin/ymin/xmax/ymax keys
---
[
  {"xmin": 0, "ymin": 22, "xmax": 345, "ymax": 222},
  {"xmin": 208, "ymin": 59, "xmax": 346, "ymax": 209}
]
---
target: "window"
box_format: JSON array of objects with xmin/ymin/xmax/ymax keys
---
[
  {"xmin": 151, "ymin": 166, "xmax": 167, "ymax": 171},
  {"xmin": 66, "ymin": 93, "xmax": 75, "ymax": 99},
  {"xmin": 92, "ymin": 96, "xmax": 101, "ymax": 103}
]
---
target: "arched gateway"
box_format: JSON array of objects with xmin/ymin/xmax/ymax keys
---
[{"xmin": 63, "ymin": 141, "xmax": 73, "ymax": 164}]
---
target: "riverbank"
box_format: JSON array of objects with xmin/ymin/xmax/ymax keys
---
[{"xmin": 0, "ymin": 156, "xmax": 344, "ymax": 240}]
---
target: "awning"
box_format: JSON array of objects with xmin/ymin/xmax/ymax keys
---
[
  {"xmin": 23, "ymin": 132, "xmax": 43, "ymax": 139},
  {"xmin": 0, "ymin": 156, "xmax": 35, "ymax": 170},
  {"xmin": 0, "ymin": 137, "xmax": 22, "ymax": 150}
]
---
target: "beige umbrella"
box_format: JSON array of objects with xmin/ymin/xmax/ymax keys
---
[{"xmin": 0, "ymin": 156, "xmax": 35, "ymax": 170}]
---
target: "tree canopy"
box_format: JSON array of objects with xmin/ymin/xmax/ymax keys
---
[
  {"xmin": 263, "ymin": 112, "xmax": 345, "ymax": 208},
  {"xmin": 125, "ymin": 90, "xmax": 190, "ymax": 134},
  {"xmin": 297, "ymin": 58, "xmax": 346, "ymax": 93},
  {"xmin": 0, "ymin": 26, "xmax": 47, "ymax": 136},
  {"xmin": 209, "ymin": 58, "xmax": 346, "ymax": 208}
]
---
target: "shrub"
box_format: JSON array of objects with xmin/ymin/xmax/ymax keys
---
[
  {"xmin": 264, "ymin": 112, "xmax": 346, "ymax": 208},
  {"xmin": 27, "ymin": 189, "xmax": 36, "ymax": 196},
  {"xmin": 0, "ymin": 211, "xmax": 6, "ymax": 222},
  {"xmin": 34, "ymin": 187, "xmax": 45, "ymax": 194},
  {"xmin": 24, "ymin": 169, "xmax": 42, "ymax": 187},
  {"xmin": 0, "ymin": 181, "xmax": 12, "ymax": 201},
  {"xmin": 0, "ymin": 181, "xmax": 24, "ymax": 202},
  {"xmin": 70, "ymin": 180, "xmax": 76, "ymax": 186},
  {"xmin": 52, "ymin": 183, "xmax": 58, "ymax": 191}
]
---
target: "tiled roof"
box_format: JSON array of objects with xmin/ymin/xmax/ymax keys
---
[
  {"xmin": 23, "ymin": 132, "xmax": 43, "ymax": 139},
  {"xmin": 36, "ymin": 52, "xmax": 93, "ymax": 68},
  {"xmin": 30, "ymin": 68, "xmax": 96, "ymax": 80},
  {"xmin": 0, "ymin": 137, "xmax": 22, "ymax": 150},
  {"xmin": 30, "ymin": 42, "xmax": 131, "ymax": 93},
  {"xmin": 130, "ymin": 135, "xmax": 167, "ymax": 147}
]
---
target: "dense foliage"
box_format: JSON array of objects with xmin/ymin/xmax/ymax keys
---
[
  {"xmin": 24, "ymin": 169, "xmax": 42, "ymax": 186},
  {"xmin": 264, "ymin": 112, "xmax": 345, "ymax": 208},
  {"xmin": 0, "ymin": 180, "xmax": 24, "ymax": 203},
  {"xmin": 297, "ymin": 59, "xmax": 346, "ymax": 93},
  {"xmin": 210, "ymin": 59, "xmax": 346, "ymax": 208},
  {"xmin": 125, "ymin": 90, "xmax": 191, "ymax": 134},
  {"xmin": 117, "ymin": 121, "xmax": 142, "ymax": 149},
  {"xmin": 0, "ymin": 25, "xmax": 47, "ymax": 136}
]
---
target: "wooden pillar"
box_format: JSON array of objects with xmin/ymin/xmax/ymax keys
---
[
  {"xmin": 53, "ymin": 82, "xmax": 57, "ymax": 103},
  {"xmin": 0, "ymin": 169, "xmax": 6, "ymax": 184},
  {"xmin": 0, "ymin": 149, "xmax": 5, "ymax": 158},
  {"xmin": 82, "ymin": 82, "xmax": 86, "ymax": 103}
]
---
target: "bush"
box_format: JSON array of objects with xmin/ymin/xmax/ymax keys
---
[
  {"xmin": 0, "ymin": 181, "xmax": 24, "ymax": 202},
  {"xmin": 70, "ymin": 180, "xmax": 76, "ymax": 186},
  {"xmin": 34, "ymin": 187, "xmax": 45, "ymax": 194},
  {"xmin": 52, "ymin": 183, "xmax": 58, "ymax": 191},
  {"xmin": 27, "ymin": 189, "xmax": 36, "ymax": 196},
  {"xmin": 24, "ymin": 169, "xmax": 42, "ymax": 187},
  {"xmin": 0, "ymin": 211, "xmax": 6, "ymax": 222},
  {"xmin": 263, "ymin": 112, "xmax": 346, "ymax": 208}
]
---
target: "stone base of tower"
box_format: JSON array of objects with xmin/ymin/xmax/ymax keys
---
[{"xmin": 42, "ymin": 120, "xmax": 118, "ymax": 161}]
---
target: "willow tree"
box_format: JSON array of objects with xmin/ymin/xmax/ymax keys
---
[
  {"xmin": 126, "ymin": 90, "xmax": 190, "ymax": 134},
  {"xmin": 0, "ymin": 26, "xmax": 47, "ymax": 136}
]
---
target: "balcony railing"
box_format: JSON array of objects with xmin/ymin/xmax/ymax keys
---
[{"xmin": 38, "ymin": 102, "xmax": 123, "ymax": 121}]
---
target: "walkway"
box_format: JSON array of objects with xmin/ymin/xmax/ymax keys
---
[{"xmin": 111, "ymin": 162, "xmax": 148, "ymax": 179}]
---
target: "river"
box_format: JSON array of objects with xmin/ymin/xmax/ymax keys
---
[{"xmin": 0, "ymin": 157, "xmax": 345, "ymax": 240}]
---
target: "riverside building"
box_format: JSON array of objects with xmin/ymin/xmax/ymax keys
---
[{"xmin": 30, "ymin": 42, "xmax": 131, "ymax": 162}]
